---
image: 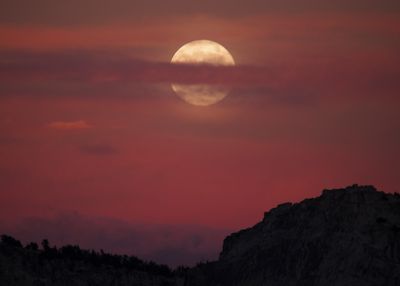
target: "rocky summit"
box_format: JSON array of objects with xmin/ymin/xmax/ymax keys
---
[
  {"xmin": 1, "ymin": 185, "xmax": 400, "ymax": 285},
  {"xmin": 187, "ymin": 185, "xmax": 400, "ymax": 286}
]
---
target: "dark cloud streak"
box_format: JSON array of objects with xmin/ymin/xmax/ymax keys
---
[
  {"xmin": 1, "ymin": 0, "xmax": 399, "ymax": 26},
  {"xmin": 1, "ymin": 50, "xmax": 399, "ymax": 98}
]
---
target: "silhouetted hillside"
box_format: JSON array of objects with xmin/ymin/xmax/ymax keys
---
[
  {"xmin": 186, "ymin": 185, "xmax": 400, "ymax": 286},
  {"xmin": 0, "ymin": 235, "xmax": 182, "ymax": 285},
  {"xmin": 1, "ymin": 185, "xmax": 400, "ymax": 285}
]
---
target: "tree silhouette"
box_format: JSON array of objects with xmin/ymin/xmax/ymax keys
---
[
  {"xmin": 25, "ymin": 242, "xmax": 39, "ymax": 251},
  {"xmin": 1, "ymin": 233, "xmax": 176, "ymax": 285},
  {"xmin": 1, "ymin": 234, "xmax": 22, "ymax": 248},
  {"xmin": 41, "ymin": 239, "xmax": 50, "ymax": 251}
]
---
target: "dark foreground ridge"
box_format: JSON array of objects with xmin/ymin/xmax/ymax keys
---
[{"xmin": 1, "ymin": 185, "xmax": 400, "ymax": 285}]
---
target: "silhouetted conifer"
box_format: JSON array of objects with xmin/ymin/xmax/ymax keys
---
[
  {"xmin": 25, "ymin": 242, "xmax": 39, "ymax": 251},
  {"xmin": 1, "ymin": 234, "xmax": 22, "ymax": 248}
]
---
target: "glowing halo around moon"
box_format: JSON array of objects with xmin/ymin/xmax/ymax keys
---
[{"xmin": 170, "ymin": 40, "xmax": 235, "ymax": 106}]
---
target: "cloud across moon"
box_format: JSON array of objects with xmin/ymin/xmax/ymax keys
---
[{"xmin": 170, "ymin": 40, "xmax": 235, "ymax": 106}]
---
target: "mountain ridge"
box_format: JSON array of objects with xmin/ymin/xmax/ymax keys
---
[
  {"xmin": 189, "ymin": 184, "xmax": 400, "ymax": 286},
  {"xmin": 1, "ymin": 184, "xmax": 400, "ymax": 285}
]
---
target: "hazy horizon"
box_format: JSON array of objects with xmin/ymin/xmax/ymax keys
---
[{"xmin": 1, "ymin": 0, "xmax": 399, "ymax": 267}]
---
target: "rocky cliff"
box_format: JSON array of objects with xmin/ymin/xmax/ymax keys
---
[{"xmin": 187, "ymin": 185, "xmax": 400, "ymax": 286}]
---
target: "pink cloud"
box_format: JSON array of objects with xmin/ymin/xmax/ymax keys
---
[{"xmin": 48, "ymin": 120, "xmax": 92, "ymax": 130}]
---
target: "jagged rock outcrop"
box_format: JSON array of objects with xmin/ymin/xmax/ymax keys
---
[{"xmin": 187, "ymin": 185, "xmax": 400, "ymax": 286}]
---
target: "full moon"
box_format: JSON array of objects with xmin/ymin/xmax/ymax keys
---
[{"xmin": 171, "ymin": 40, "xmax": 235, "ymax": 106}]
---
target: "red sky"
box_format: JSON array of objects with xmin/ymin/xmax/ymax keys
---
[{"xmin": 1, "ymin": 0, "xmax": 400, "ymax": 266}]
